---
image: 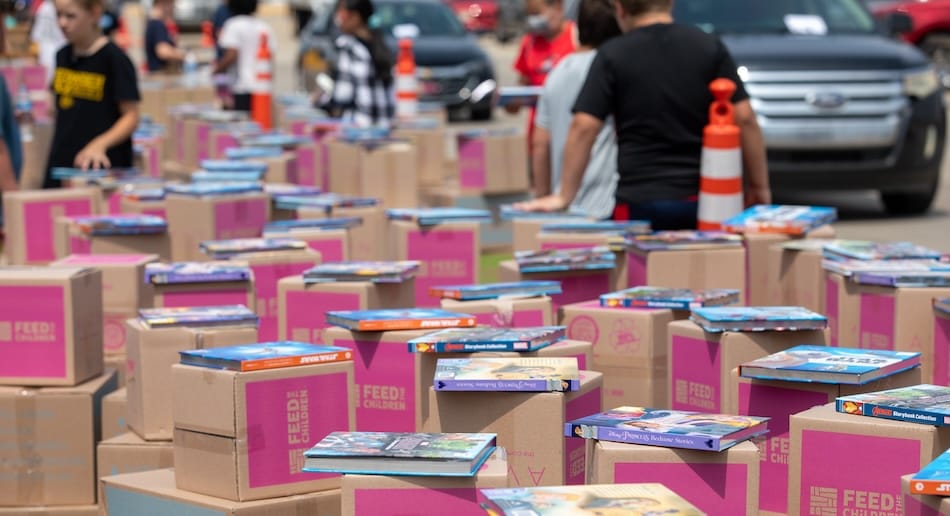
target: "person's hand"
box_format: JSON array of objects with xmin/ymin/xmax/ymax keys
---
[
  {"xmin": 513, "ymin": 194, "xmax": 568, "ymax": 213},
  {"xmin": 503, "ymin": 99, "xmax": 522, "ymax": 115},
  {"xmin": 75, "ymin": 142, "xmax": 111, "ymax": 170},
  {"xmin": 745, "ymin": 185, "xmax": 772, "ymax": 207}
]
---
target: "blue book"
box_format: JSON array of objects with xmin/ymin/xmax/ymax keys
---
[
  {"xmin": 241, "ymin": 133, "xmax": 309, "ymax": 147},
  {"xmin": 722, "ymin": 205, "xmax": 837, "ymax": 235},
  {"xmin": 822, "ymin": 258, "xmax": 950, "ymax": 277},
  {"xmin": 200, "ymin": 160, "xmax": 269, "ymax": 174},
  {"xmin": 326, "ymin": 309, "xmax": 477, "ymax": 332},
  {"xmin": 274, "ymin": 194, "xmax": 379, "ymax": 212},
  {"xmin": 165, "ymin": 182, "xmax": 263, "ymax": 196},
  {"xmin": 937, "ymin": 298, "xmax": 950, "ymax": 316},
  {"xmin": 386, "ymin": 208, "xmax": 492, "ymax": 226},
  {"xmin": 822, "ymin": 240, "xmax": 943, "ymax": 261},
  {"xmin": 73, "ymin": 215, "xmax": 167, "ymax": 236},
  {"xmin": 600, "ymin": 287, "xmax": 740, "ymax": 310},
  {"xmin": 851, "ymin": 270, "xmax": 950, "ymax": 288},
  {"xmin": 122, "ymin": 188, "xmax": 166, "ymax": 201},
  {"xmin": 179, "ymin": 341, "xmax": 353, "ymax": 372},
  {"xmin": 304, "ymin": 261, "xmax": 419, "ymax": 283},
  {"xmin": 430, "ymin": 280, "xmax": 562, "ymax": 301},
  {"xmin": 263, "ymin": 184, "xmax": 322, "ymax": 197},
  {"xmin": 540, "ymin": 220, "xmax": 651, "ymax": 235},
  {"xmin": 51, "ymin": 167, "xmax": 143, "ymax": 180},
  {"xmin": 837, "ymin": 384, "xmax": 950, "ymax": 426},
  {"xmin": 498, "ymin": 205, "xmax": 588, "ymax": 221},
  {"xmin": 191, "ymin": 170, "xmax": 266, "ymax": 183},
  {"xmin": 144, "ymin": 262, "xmax": 252, "ymax": 285},
  {"xmin": 339, "ymin": 125, "xmax": 392, "ymax": 143},
  {"xmin": 625, "ymin": 230, "xmax": 744, "ymax": 252},
  {"xmin": 264, "ymin": 217, "xmax": 363, "ymax": 233},
  {"xmin": 565, "ymin": 407, "xmax": 770, "ymax": 452},
  {"xmin": 496, "ymin": 86, "xmax": 543, "ymax": 107},
  {"xmin": 910, "ymin": 449, "xmax": 950, "ymax": 495},
  {"xmin": 138, "ymin": 305, "xmax": 258, "ymax": 329},
  {"xmin": 199, "ymin": 238, "xmax": 307, "ymax": 259},
  {"xmin": 690, "ymin": 306, "xmax": 828, "ymax": 333},
  {"xmin": 740, "ymin": 345, "xmax": 921, "ymax": 385},
  {"xmin": 225, "ymin": 146, "xmax": 284, "ymax": 160},
  {"xmin": 407, "ymin": 326, "xmax": 566, "ymax": 353},
  {"xmin": 434, "ymin": 357, "xmax": 579, "ymax": 392},
  {"xmin": 515, "ymin": 247, "xmax": 617, "ymax": 273}
]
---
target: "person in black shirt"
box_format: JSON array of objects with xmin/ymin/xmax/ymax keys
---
[
  {"xmin": 516, "ymin": 0, "xmax": 770, "ymax": 229},
  {"xmin": 145, "ymin": 0, "xmax": 186, "ymax": 72},
  {"xmin": 44, "ymin": 0, "xmax": 140, "ymax": 188}
]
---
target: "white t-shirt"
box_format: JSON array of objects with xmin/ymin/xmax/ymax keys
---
[
  {"xmin": 218, "ymin": 15, "xmax": 277, "ymax": 94},
  {"xmin": 31, "ymin": 0, "xmax": 66, "ymax": 84}
]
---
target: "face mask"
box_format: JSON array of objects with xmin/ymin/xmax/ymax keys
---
[{"xmin": 525, "ymin": 14, "xmax": 549, "ymax": 35}]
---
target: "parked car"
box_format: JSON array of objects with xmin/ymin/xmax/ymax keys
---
[
  {"xmin": 674, "ymin": 0, "xmax": 946, "ymax": 214},
  {"xmin": 865, "ymin": 0, "xmax": 950, "ymax": 86},
  {"xmin": 297, "ymin": 0, "xmax": 496, "ymax": 121},
  {"xmin": 173, "ymin": 0, "xmax": 217, "ymax": 31}
]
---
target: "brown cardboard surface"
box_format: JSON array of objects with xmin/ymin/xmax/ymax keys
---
[
  {"xmin": 96, "ymin": 432, "xmax": 174, "ymax": 503},
  {"xmin": 0, "ymin": 267, "xmax": 103, "ymax": 386},
  {"xmin": 103, "ymin": 309, "xmax": 138, "ymax": 356},
  {"xmin": 119, "ymin": 197, "xmax": 166, "ymax": 218},
  {"xmin": 589, "ymin": 440, "xmax": 760, "ymax": 515},
  {"xmin": 455, "ymin": 132, "xmax": 529, "ymax": 194},
  {"xmin": 561, "ymin": 301, "xmax": 683, "ymax": 367},
  {"xmin": 0, "ymin": 371, "xmax": 117, "ymax": 506},
  {"xmin": 102, "ymin": 469, "xmax": 342, "ymax": 516},
  {"xmin": 152, "ymin": 279, "xmax": 257, "ymax": 311},
  {"xmin": 630, "ymin": 247, "xmax": 747, "ymax": 303},
  {"xmin": 766, "ymin": 244, "xmax": 825, "ymax": 313},
  {"xmin": 743, "ymin": 226, "xmax": 835, "ymax": 307},
  {"xmin": 598, "ymin": 360, "xmax": 668, "ymax": 410},
  {"xmin": 298, "ymin": 205, "xmax": 386, "ymax": 261},
  {"xmin": 537, "ymin": 233, "xmax": 627, "ymax": 289},
  {"xmin": 50, "ymin": 254, "xmax": 158, "ymax": 312},
  {"xmin": 104, "ymin": 354, "xmax": 127, "ymax": 388},
  {"xmin": 164, "ymin": 193, "xmax": 271, "ymax": 261},
  {"xmin": 263, "ymin": 228, "xmax": 351, "ymax": 261},
  {"xmin": 390, "ymin": 220, "xmax": 482, "ymax": 286},
  {"xmin": 440, "ymin": 297, "xmax": 555, "ymax": 327},
  {"xmin": 262, "ymin": 153, "xmax": 298, "ymax": 184},
  {"xmin": 2, "ymin": 188, "xmax": 102, "ymax": 265},
  {"xmin": 901, "ymin": 474, "xmax": 950, "ymax": 514},
  {"xmin": 0, "ymin": 506, "xmax": 99, "ymax": 516},
  {"xmin": 326, "ymin": 141, "xmax": 418, "ymax": 208},
  {"xmin": 53, "ymin": 218, "xmax": 171, "ymax": 260},
  {"xmin": 102, "ymin": 387, "xmax": 128, "ymax": 441},
  {"xmin": 18, "ymin": 121, "xmax": 54, "ymax": 191},
  {"xmin": 392, "ymin": 126, "xmax": 446, "ymax": 186}
]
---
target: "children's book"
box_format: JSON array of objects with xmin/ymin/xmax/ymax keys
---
[
  {"xmin": 138, "ymin": 305, "xmax": 259, "ymax": 329},
  {"xmin": 265, "ymin": 218, "xmax": 363, "ymax": 233},
  {"xmin": 407, "ymin": 326, "xmax": 567, "ymax": 353},
  {"xmin": 302, "ymin": 432, "xmax": 497, "ymax": 476},
  {"xmin": 241, "ymin": 133, "xmax": 309, "ymax": 148},
  {"xmin": 690, "ymin": 306, "xmax": 828, "ymax": 333},
  {"xmin": 837, "ymin": 384, "xmax": 950, "ymax": 426},
  {"xmin": 600, "ymin": 287, "xmax": 740, "ymax": 310},
  {"xmin": 122, "ymin": 188, "xmax": 166, "ymax": 201},
  {"xmin": 936, "ymin": 298, "xmax": 950, "ymax": 316},
  {"xmin": 479, "ymin": 483, "xmax": 705, "ymax": 516},
  {"xmin": 496, "ymin": 85, "xmax": 543, "ymax": 107},
  {"xmin": 263, "ymin": 184, "xmax": 322, "ymax": 197},
  {"xmin": 722, "ymin": 205, "xmax": 837, "ymax": 235},
  {"xmin": 625, "ymin": 230, "xmax": 744, "ymax": 252},
  {"xmin": 200, "ymin": 160, "xmax": 269, "ymax": 173},
  {"xmin": 498, "ymin": 205, "xmax": 588, "ymax": 221},
  {"xmin": 739, "ymin": 345, "xmax": 921, "ymax": 385},
  {"xmin": 339, "ymin": 125, "xmax": 392, "ymax": 143},
  {"xmin": 303, "ymin": 261, "xmax": 420, "ymax": 283},
  {"xmin": 821, "ymin": 258, "xmax": 948, "ymax": 277},
  {"xmin": 191, "ymin": 170, "xmax": 266, "ymax": 183},
  {"xmin": 385, "ymin": 208, "xmax": 493, "ymax": 226},
  {"xmin": 224, "ymin": 146, "xmax": 284, "ymax": 160},
  {"xmin": 540, "ymin": 220, "xmax": 651, "ymax": 235},
  {"xmin": 565, "ymin": 406, "xmax": 770, "ymax": 452},
  {"xmin": 326, "ymin": 309, "xmax": 477, "ymax": 332},
  {"xmin": 822, "ymin": 240, "xmax": 943, "ymax": 261},
  {"xmin": 515, "ymin": 247, "xmax": 617, "ymax": 273},
  {"xmin": 164, "ymin": 182, "xmax": 263, "ymax": 196},
  {"xmin": 73, "ymin": 215, "xmax": 167, "ymax": 236},
  {"xmin": 273, "ymin": 194, "xmax": 379, "ymax": 212},
  {"xmin": 199, "ymin": 238, "xmax": 307, "ymax": 259},
  {"xmin": 50, "ymin": 167, "xmax": 143, "ymax": 180},
  {"xmin": 179, "ymin": 341, "xmax": 353, "ymax": 372},
  {"xmin": 144, "ymin": 262, "xmax": 252, "ymax": 285},
  {"xmin": 910, "ymin": 449, "xmax": 950, "ymax": 495},
  {"xmin": 850, "ymin": 270, "xmax": 950, "ymax": 288},
  {"xmin": 429, "ymin": 280, "xmax": 562, "ymax": 301},
  {"xmin": 434, "ymin": 357, "xmax": 580, "ymax": 392}
]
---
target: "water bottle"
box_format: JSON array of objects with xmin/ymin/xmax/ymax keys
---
[
  {"xmin": 15, "ymin": 84, "xmax": 32, "ymax": 141},
  {"xmin": 183, "ymin": 50, "xmax": 198, "ymax": 87}
]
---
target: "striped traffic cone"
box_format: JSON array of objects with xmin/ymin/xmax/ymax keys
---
[
  {"xmin": 251, "ymin": 32, "xmax": 273, "ymax": 131},
  {"xmin": 394, "ymin": 38, "xmax": 418, "ymax": 120},
  {"xmin": 201, "ymin": 21, "xmax": 214, "ymax": 49},
  {"xmin": 697, "ymin": 78, "xmax": 743, "ymax": 230}
]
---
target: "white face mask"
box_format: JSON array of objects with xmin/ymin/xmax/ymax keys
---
[{"xmin": 526, "ymin": 14, "xmax": 549, "ymax": 34}]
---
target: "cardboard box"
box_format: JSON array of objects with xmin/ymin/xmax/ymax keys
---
[
  {"xmin": 538, "ymin": 233, "xmax": 627, "ymax": 289},
  {"xmin": 589, "ymin": 440, "xmax": 760, "ymax": 515},
  {"xmin": 119, "ymin": 196, "xmax": 166, "ymax": 219},
  {"xmin": 264, "ymin": 228, "xmax": 350, "ymax": 262},
  {"xmin": 18, "ymin": 121, "xmax": 54, "ymax": 191},
  {"xmin": 825, "ymin": 271, "xmax": 852, "ymax": 347},
  {"xmin": 734, "ymin": 366, "xmax": 922, "ymax": 516},
  {"xmin": 233, "ymin": 249, "xmax": 321, "ymax": 342},
  {"xmin": 2, "ymin": 188, "xmax": 101, "ymax": 265},
  {"xmin": 261, "ymin": 153, "xmax": 300, "ymax": 185},
  {"xmin": 511, "ymin": 216, "xmax": 590, "ymax": 253},
  {"xmin": 498, "ymin": 261, "xmax": 619, "ymax": 317},
  {"xmin": 789, "ymin": 403, "xmax": 950, "ymax": 516},
  {"xmin": 0, "ymin": 267, "xmax": 103, "ymax": 386},
  {"xmin": 440, "ymin": 296, "xmax": 555, "ymax": 328},
  {"xmin": 299, "ymin": 205, "xmax": 385, "ymax": 261},
  {"xmin": 103, "ymin": 309, "xmax": 139, "ymax": 355},
  {"xmin": 278, "ymin": 277, "xmax": 415, "ymax": 344},
  {"xmin": 456, "ymin": 131, "xmax": 529, "ymax": 194},
  {"xmin": 51, "ymin": 254, "xmax": 158, "ymax": 312},
  {"xmin": 102, "ymin": 387, "xmax": 128, "ymax": 440},
  {"xmin": 765, "ymin": 242, "xmax": 826, "ymax": 313},
  {"xmin": 0, "ymin": 506, "xmax": 99, "ymax": 515},
  {"xmin": 390, "ymin": 220, "xmax": 480, "ymax": 307},
  {"xmin": 172, "ymin": 362, "xmax": 356, "ymax": 500},
  {"xmin": 937, "ymin": 305, "xmax": 950, "ymax": 386},
  {"xmin": 902, "ymin": 474, "xmax": 950, "ymax": 515},
  {"xmin": 326, "ymin": 141, "xmax": 418, "ymax": 208},
  {"xmin": 292, "ymin": 142, "xmax": 326, "ymax": 189},
  {"xmin": 744, "ymin": 226, "xmax": 835, "ymax": 306},
  {"xmin": 125, "ymin": 320, "xmax": 258, "ymax": 440},
  {"xmin": 165, "ymin": 193, "xmax": 271, "ymax": 261},
  {"xmin": 627, "ymin": 247, "xmax": 747, "ymax": 303},
  {"xmin": 341, "ymin": 448, "xmax": 508, "ymax": 516},
  {"xmin": 424, "ymin": 187, "xmax": 532, "ymax": 252},
  {"xmin": 0, "ymin": 371, "xmax": 117, "ymax": 506},
  {"xmin": 54, "ymin": 218, "xmax": 172, "ymax": 260},
  {"xmin": 102, "ymin": 469, "xmax": 341, "ymax": 516},
  {"xmin": 561, "ymin": 301, "xmax": 683, "ymax": 367},
  {"xmin": 392, "ymin": 126, "xmax": 446, "ymax": 187},
  {"xmin": 424, "ymin": 371, "xmax": 603, "ymax": 487},
  {"xmin": 152, "ymin": 277, "xmax": 256, "ymax": 311},
  {"xmin": 105, "ymin": 354, "xmax": 128, "ymax": 388},
  {"xmin": 97, "ymin": 432, "xmax": 174, "ymax": 502},
  {"xmin": 668, "ymin": 320, "xmax": 829, "ymax": 414}
]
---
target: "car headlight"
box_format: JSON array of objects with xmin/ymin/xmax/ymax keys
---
[{"xmin": 904, "ymin": 67, "xmax": 939, "ymax": 99}]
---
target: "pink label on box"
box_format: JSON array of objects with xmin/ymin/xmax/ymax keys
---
[
  {"xmin": 285, "ymin": 157, "xmax": 300, "ymax": 184},
  {"xmin": 0, "ymin": 286, "xmax": 66, "ymax": 379},
  {"xmin": 58, "ymin": 253, "xmax": 149, "ymax": 265},
  {"xmin": 473, "ymin": 309, "xmax": 544, "ymax": 329},
  {"xmin": 550, "ymin": 273, "xmax": 610, "ymax": 313},
  {"xmin": 175, "ymin": 119, "xmax": 185, "ymax": 162},
  {"xmin": 214, "ymin": 133, "xmax": 238, "ymax": 158},
  {"xmin": 859, "ymin": 293, "xmax": 895, "ymax": 351},
  {"xmin": 457, "ymin": 138, "xmax": 486, "ymax": 189},
  {"xmin": 107, "ymin": 191, "xmax": 123, "ymax": 214},
  {"xmin": 738, "ymin": 382, "xmax": 829, "ymax": 514},
  {"xmin": 21, "ymin": 65, "xmax": 46, "ymax": 91},
  {"xmin": 354, "ymin": 487, "xmax": 484, "ymax": 516},
  {"xmin": 627, "ymin": 252, "xmax": 647, "ymax": 287},
  {"xmin": 289, "ymin": 120, "xmax": 307, "ymax": 136},
  {"xmin": 826, "ymin": 276, "xmax": 839, "ymax": 346},
  {"xmin": 103, "ymin": 312, "xmax": 129, "ymax": 353},
  {"xmin": 306, "ymin": 238, "xmax": 345, "ymax": 263},
  {"xmin": 69, "ymin": 235, "xmax": 92, "ymax": 254},
  {"xmin": 335, "ymin": 337, "xmax": 417, "ymax": 432},
  {"xmin": 615, "ymin": 462, "xmax": 748, "ymax": 515},
  {"xmin": 408, "ymin": 229, "xmax": 476, "ymax": 308},
  {"xmin": 800, "ymin": 430, "xmax": 919, "ymax": 516},
  {"xmin": 160, "ymin": 288, "xmax": 248, "ymax": 308},
  {"xmin": 285, "ymin": 291, "xmax": 362, "ymax": 343},
  {"xmin": 195, "ymin": 123, "xmax": 211, "ymax": 162},
  {"xmin": 319, "ymin": 142, "xmax": 330, "ymax": 192},
  {"xmin": 251, "ymin": 261, "xmax": 315, "ymax": 342},
  {"xmin": 934, "ymin": 315, "xmax": 950, "ymax": 386},
  {"xmin": 213, "ymin": 198, "xmax": 268, "ymax": 240},
  {"xmin": 245, "ymin": 372, "xmax": 351, "ymax": 488},
  {"xmin": 564, "ymin": 387, "xmax": 601, "ymax": 486},
  {"xmin": 670, "ymin": 335, "xmax": 720, "ymax": 412},
  {"xmin": 24, "ymin": 198, "xmax": 94, "ymax": 262},
  {"xmin": 296, "ymin": 146, "xmax": 317, "ymax": 187},
  {"xmin": 147, "ymin": 146, "xmax": 161, "ymax": 178}
]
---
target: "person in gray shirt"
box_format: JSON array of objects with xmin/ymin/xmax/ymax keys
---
[{"xmin": 530, "ymin": 0, "xmax": 621, "ymax": 220}]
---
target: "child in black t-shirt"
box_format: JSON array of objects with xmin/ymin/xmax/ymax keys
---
[{"xmin": 43, "ymin": 0, "xmax": 141, "ymax": 188}]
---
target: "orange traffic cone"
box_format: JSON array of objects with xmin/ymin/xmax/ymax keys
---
[
  {"xmin": 201, "ymin": 21, "xmax": 214, "ymax": 48},
  {"xmin": 394, "ymin": 38, "xmax": 418, "ymax": 120},
  {"xmin": 697, "ymin": 78, "xmax": 743, "ymax": 230},
  {"xmin": 251, "ymin": 32, "xmax": 273, "ymax": 131}
]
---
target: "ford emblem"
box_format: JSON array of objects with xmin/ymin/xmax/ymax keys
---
[{"xmin": 806, "ymin": 91, "xmax": 847, "ymax": 109}]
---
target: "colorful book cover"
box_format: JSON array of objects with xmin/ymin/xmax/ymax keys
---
[
  {"xmin": 165, "ymin": 182, "xmax": 263, "ymax": 196},
  {"xmin": 782, "ymin": 238, "xmax": 836, "ymax": 252},
  {"xmin": 303, "ymin": 261, "xmax": 420, "ymax": 283},
  {"xmin": 326, "ymin": 309, "xmax": 477, "ymax": 332},
  {"xmin": 739, "ymin": 345, "xmax": 921, "ymax": 385},
  {"xmin": 263, "ymin": 184, "xmax": 322, "ymax": 197},
  {"xmin": 122, "ymin": 187, "xmax": 166, "ymax": 201},
  {"xmin": 274, "ymin": 194, "xmax": 379, "ymax": 212},
  {"xmin": 936, "ymin": 298, "xmax": 950, "ymax": 316},
  {"xmin": 690, "ymin": 306, "xmax": 828, "ymax": 333},
  {"xmin": 910, "ymin": 449, "xmax": 950, "ymax": 495},
  {"xmin": 515, "ymin": 246, "xmax": 617, "ymax": 273},
  {"xmin": 850, "ymin": 270, "xmax": 950, "ymax": 288},
  {"xmin": 822, "ymin": 240, "xmax": 943, "ymax": 261},
  {"xmin": 199, "ymin": 238, "xmax": 307, "ymax": 259},
  {"xmin": 191, "ymin": 170, "xmax": 266, "ymax": 183},
  {"xmin": 600, "ymin": 287, "xmax": 740, "ymax": 310},
  {"xmin": 303, "ymin": 432, "xmax": 497, "ymax": 476},
  {"xmin": 224, "ymin": 146, "xmax": 284, "ymax": 159},
  {"xmin": 479, "ymin": 484, "xmax": 704, "ymax": 516},
  {"xmin": 144, "ymin": 261, "xmax": 252, "ymax": 285},
  {"xmin": 50, "ymin": 167, "xmax": 142, "ymax": 180},
  {"xmin": 496, "ymin": 85, "xmax": 543, "ymax": 107},
  {"xmin": 263, "ymin": 217, "xmax": 363, "ymax": 232},
  {"xmin": 339, "ymin": 125, "xmax": 392, "ymax": 143},
  {"xmin": 179, "ymin": 341, "xmax": 353, "ymax": 372},
  {"xmin": 565, "ymin": 406, "xmax": 770, "ymax": 452},
  {"xmin": 625, "ymin": 230, "xmax": 744, "ymax": 252},
  {"xmin": 498, "ymin": 205, "xmax": 588, "ymax": 221},
  {"xmin": 385, "ymin": 208, "xmax": 493, "ymax": 226},
  {"xmin": 73, "ymin": 215, "xmax": 167, "ymax": 236},
  {"xmin": 837, "ymin": 384, "xmax": 950, "ymax": 426},
  {"xmin": 434, "ymin": 357, "xmax": 580, "ymax": 392},
  {"xmin": 429, "ymin": 280, "xmax": 562, "ymax": 301},
  {"xmin": 821, "ymin": 258, "xmax": 949, "ymax": 277},
  {"xmin": 540, "ymin": 220, "xmax": 651, "ymax": 235},
  {"xmin": 200, "ymin": 160, "xmax": 270, "ymax": 173},
  {"xmin": 138, "ymin": 305, "xmax": 259, "ymax": 329},
  {"xmin": 241, "ymin": 133, "xmax": 309, "ymax": 147},
  {"xmin": 408, "ymin": 326, "xmax": 567, "ymax": 353},
  {"xmin": 722, "ymin": 205, "xmax": 837, "ymax": 235}
]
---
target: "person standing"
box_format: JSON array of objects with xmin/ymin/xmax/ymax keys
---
[
  {"xmin": 144, "ymin": 0, "xmax": 186, "ymax": 72},
  {"xmin": 0, "ymin": 77, "xmax": 22, "ymax": 196},
  {"xmin": 31, "ymin": 0, "xmax": 67, "ymax": 84},
  {"xmin": 213, "ymin": 0, "xmax": 276, "ymax": 112}
]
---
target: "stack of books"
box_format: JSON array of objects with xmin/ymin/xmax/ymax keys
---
[
  {"xmin": 385, "ymin": 208, "xmax": 493, "ymax": 226},
  {"xmin": 623, "ymin": 230, "xmax": 743, "ymax": 252},
  {"xmin": 303, "ymin": 261, "xmax": 420, "ymax": 284},
  {"xmin": 600, "ymin": 286, "xmax": 740, "ymax": 310},
  {"xmin": 199, "ymin": 238, "xmax": 307, "ymax": 259},
  {"xmin": 822, "ymin": 240, "xmax": 943, "ymax": 262},
  {"xmin": 407, "ymin": 326, "xmax": 567, "ymax": 353},
  {"xmin": 179, "ymin": 341, "xmax": 353, "ymax": 372},
  {"xmin": 498, "ymin": 205, "xmax": 588, "ymax": 221},
  {"xmin": 540, "ymin": 220, "xmax": 651, "ymax": 236},
  {"xmin": 138, "ymin": 305, "xmax": 259, "ymax": 329},
  {"xmin": 191, "ymin": 169, "xmax": 266, "ymax": 183},
  {"xmin": 836, "ymin": 384, "xmax": 950, "ymax": 426},
  {"xmin": 164, "ymin": 182, "xmax": 263, "ymax": 197},
  {"xmin": 262, "ymin": 217, "xmax": 363, "ymax": 236},
  {"xmin": 262, "ymin": 184, "xmax": 322, "ymax": 197},
  {"xmin": 429, "ymin": 281, "xmax": 562, "ymax": 301},
  {"xmin": 73, "ymin": 215, "xmax": 167, "ymax": 236},
  {"xmin": 144, "ymin": 261, "xmax": 252, "ymax": 285},
  {"xmin": 515, "ymin": 247, "xmax": 616, "ymax": 273},
  {"xmin": 722, "ymin": 204, "xmax": 837, "ymax": 235},
  {"xmin": 689, "ymin": 306, "xmax": 828, "ymax": 333},
  {"xmin": 273, "ymin": 194, "xmax": 379, "ymax": 213},
  {"xmin": 325, "ymin": 308, "xmax": 477, "ymax": 332}
]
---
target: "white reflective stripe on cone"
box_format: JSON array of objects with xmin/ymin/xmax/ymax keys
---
[
  {"xmin": 700, "ymin": 147, "xmax": 742, "ymax": 180},
  {"xmin": 395, "ymin": 75, "xmax": 418, "ymax": 94},
  {"xmin": 698, "ymin": 192, "xmax": 743, "ymax": 223}
]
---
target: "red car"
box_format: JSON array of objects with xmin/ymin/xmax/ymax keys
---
[
  {"xmin": 867, "ymin": 0, "xmax": 950, "ymax": 83},
  {"xmin": 449, "ymin": 0, "xmax": 499, "ymax": 33}
]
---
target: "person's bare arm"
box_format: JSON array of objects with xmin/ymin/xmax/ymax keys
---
[
  {"xmin": 155, "ymin": 41, "xmax": 186, "ymax": 62},
  {"xmin": 0, "ymin": 139, "xmax": 18, "ymax": 192},
  {"xmin": 213, "ymin": 48, "xmax": 238, "ymax": 75},
  {"xmin": 75, "ymin": 101, "xmax": 140, "ymax": 169},
  {"xmin": 734, "ymin": 99, "xmax": 771, "ymax": 206},
  {"xmin": 531, "ymin": 126, "xmax": 552, "ymax": 197}
]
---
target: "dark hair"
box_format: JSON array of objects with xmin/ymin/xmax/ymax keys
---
[
  {"xmin": 577, "ymin": 0, "xmax": 620, "ymax": 47},
  {"xmin": 338, "ymin": 0, "xmax": 393, "ymax": 85},
  {"xmin": 616, "ymin": 0, "xmax": 671, "ymax": 17},
  {"xmin": 228, "ymin": 0, "xmax": 258, "ymax": 16}
]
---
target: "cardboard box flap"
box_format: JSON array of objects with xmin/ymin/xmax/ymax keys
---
[
  {"xmin": 0, "ymin": 369, "xmax": 117, "ymax": 397},
  {"xmin": 172, "ymin": 364, "xmax": 241, "ymax": 437},
  {"xmin": 100, "ymin": 431, "xmax": 156, "ymax": 447},
  {"xmin": 52, "ymin": 254, "xmax": 159, "ymax": 268},
  {"xmin": 0, "ymin": 506, "xmax": 100, "ymax": 515},
  {"xmin": 595, "ymin": 439, "xmax": 758, "ymax": 464},
  {"xmin": 0, "ymin": 266, "xmax": 95, "ymax": 280}
]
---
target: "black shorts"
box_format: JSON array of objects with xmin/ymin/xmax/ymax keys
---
[{"xmin": 232, "ymin": 93, "xmax": 252, "ymax": 113}]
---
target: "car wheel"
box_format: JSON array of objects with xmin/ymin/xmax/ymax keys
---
[{"xmin": 880, "ymin": 182, "xmax": 939, "ymax": 215}]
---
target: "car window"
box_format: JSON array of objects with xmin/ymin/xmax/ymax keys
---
[
  {"xmin": 674, "ymin": 0, "xmax": 877, "ymax": 34},
  {"xmin": 374, "ymin": 2, "xmax": 468, "ymax": 36}
]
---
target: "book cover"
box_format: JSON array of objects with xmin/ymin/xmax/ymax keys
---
[
  {"xmin": 144, "ymin": 261, "xmax": 252, "ymax": 285},
  {"xmin": 722, "ymin": 205, "xmax": 837, "ymax": 235},
  {"xmin": 274, "ymin": 193, "xmax": 379, "ymax": 212},
  {"xmin": 565, "ymin": 406, "xmax": 770, "ymax": 452},
  {"xmin": 739, "ymin": 345, "xmax": 921, "ymax": 385},
  {"xmin": 122, "ymin": 188, "xmax": 166, "ymax": 201},
  {"xmin": 822, "ymin": 240, "xmax": 943, "ymax": 261},
  {"xmin": 690, "ymin": 306, "xmax": 828, "ymax": 333},
  {"xmin": 782, "ymin": 239, "xmax": 837, "ymax": 252},
  {"xmin": 837, "ymin": 384, "xmax": 950, "ymax": 426},
  {"xmin": 850, "ymin": 270, "xmax": 950, "ymax": 288},
  {"xmin": 600, "ymin": 287, "xmax": 741, "ymax": 310},
  {"xmin": 241, "ymin": 133, "xmax": 309, "ymax": 147},
  {"xmin": 429, "ymin": 280, "xmax": 562, "ymax": 301},
  {"xmin": 479, "ymin": 484, "xmax": 704, "ymax": 516},
  {"xmin": 138, "ymin": 305, "xmax": 259, "ymax": 329},
  {"xmin": 496, "ymin": 85, "xmax": 543, "ymax": 107},
  {"xmin": 515, "ymin": 246, "xmax": 617, "ymax": 273},
  {"xmin": 165, "ymin": 182, "xmax": 263, "ymax": 196},
  {"xmin": 262, "ymin": 184, "xmax": 322, "ymax": 197},
  {"xmin": 303, "ymin": 261, "xmax": 420, "ymax": 283},
  {"xmin": 224, "ymin": 146, "xmax": 284, "ymax": 159},
  {"xmin": 540, "ymin": 220, "xmax": 651, "ymax": 235},
  {"xmin": 73, "ymin": 215, "xmax": 167, "ymax": 236},
  {"xmin": 625, "ymin": 230, "xmax": 744, "ymax": 252},
  {"xmin": 200, "ymin": 160, "xmax": 270, "ymax": 173},
  {"xmin": 385, "ymin": 208, "xmax": 493, "ymax": 226},
  {"xmin": 191, "ymin": 170, "xmax": 266, "ymax": 183},
  {"xmin": 263, "ymin": 217, "xmax": 363, "ymax": 232},
  {"xmin": 199, "ymin": 238, "xmax": 307, "ymax": 259},
  {"xmin": 498, "ymin": 205, "xmax": 588, "ymax": 221},
  {"xmin": 326, "ymin": 308, "xmax": 477, "ymax": 332},
  {"xmin": 408, "ymin": 326, "xmax": 567, "ymax": 353},
  {"xmin": 821, "ymin": 258, "xmax": 949, "ymax": 277},
  {"xmin": 434, "ymin": 357, "xmax": 580, "ymax": 392},
  {"xmin": 50, "ymin": 167, "xmax": 142, "ymax": 180},
  {"xmin": 910, "ymin": 449, "xmax": 950, "ymax": 495},
  {"xmin": 179, "ymin": 341, "xmax": 353, "ymax": 372},
  {"xmin": 936, "ymin": 298, "xmax": 950, "ymax": 316}
]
